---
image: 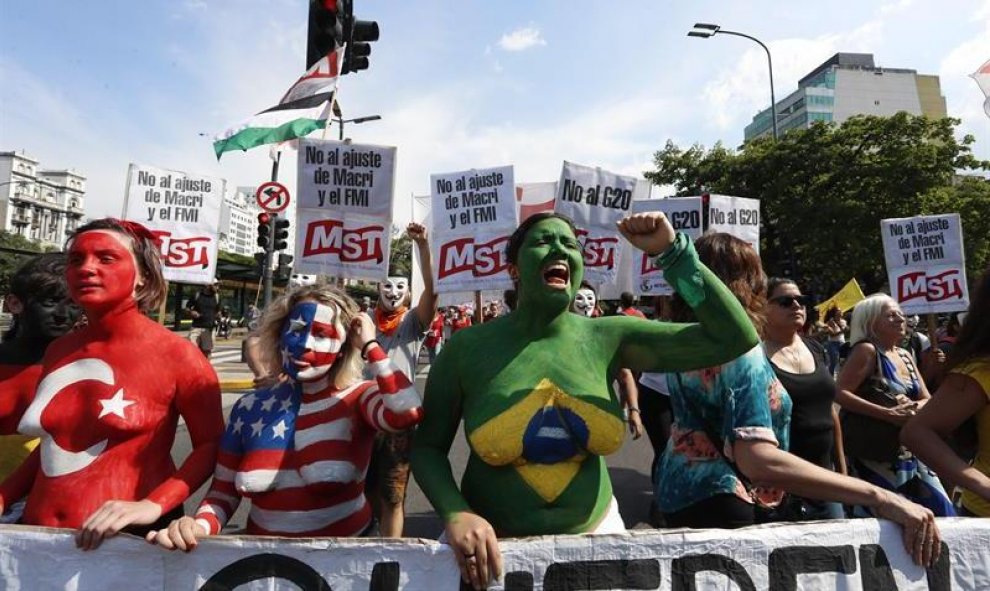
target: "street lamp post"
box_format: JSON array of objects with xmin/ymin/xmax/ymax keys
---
[
  {"xmin": 334, "ymin": 115, "xmax": 382, "ymax": 141},
  {"xmin": 689, "ymin": 23, "xmax": 778, "ymax": 141}
]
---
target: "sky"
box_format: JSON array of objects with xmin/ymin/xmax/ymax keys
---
[{"xmin": 2, "ymin": 0, "xmax": 988, "ymax": 226}]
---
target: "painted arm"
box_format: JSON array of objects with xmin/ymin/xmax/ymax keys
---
[
  {"xmin": 409, "ymin": 223, "xmax": 439, "ymax": 328},
  {"xmin": 145, "ymin": 351, "xmax": 224, "ymax": 513},
  {"xmin": 0, "ymin": 447, "xmax": 39, "ymax": 514},
  {"xmin": 902, "ymin": 373, "xmax": 990, "ymax": 499},
  {"xmin": 616, "ymin": 233, "xmax": 759, "ymax": 372},
  {"xmin": 358, "ymin": 343, "xmax": 423, "ymax": 432}
]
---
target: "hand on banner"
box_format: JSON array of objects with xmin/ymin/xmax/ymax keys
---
[
  {"xmin": 617, "ymin": 212, "xmax": 676, "ymax": 257},
  {"xmin": 76, "ymin": 499, "xmax": 163, "ymax": 550},
  {"xmin": 145, "ymin": 516, "xmax": 209, "ymax": 552},
  {"xmin": 445, "ymin": 511, "xmax": 503, "ymax": 590},
  {"xmin": 407, "ymin": 222, "xmax": 428, "ymax": 244},
  {"xmin": 874, "ymin": 490, "xmax": 940, "ymax": 567}
]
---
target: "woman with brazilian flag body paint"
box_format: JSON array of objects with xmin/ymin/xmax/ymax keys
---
[{"xmin": 411, "ymin": 211, "xmax": 760, "ymax": 590}]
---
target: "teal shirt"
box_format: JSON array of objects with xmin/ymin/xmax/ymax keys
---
[{"xmin": 658, "ymin": 345, "xmax": 792, "ymax": 514}]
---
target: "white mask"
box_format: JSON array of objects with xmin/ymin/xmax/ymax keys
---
[
  {"xmin": 572, "ymin": 288, "xmax": 597, "ymax": 317},
  {"xmin": 379, "ymin": 276, "xmax": 409, "ymax": 311}
]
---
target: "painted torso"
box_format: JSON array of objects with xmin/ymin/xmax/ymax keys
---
[
  {"xmin": 453, "ymin": 315, "xmax": 625, "ymax": 536},
  {"xmin": 0, "ymin": 363, "xmax": 44, "ymax": 482},
  {"xmin": 17, "ymin": 315, "xmax": 211, "ymax": 528}
]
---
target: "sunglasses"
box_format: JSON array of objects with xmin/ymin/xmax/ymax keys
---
[{"xmin": 770, "ymin": 295, "xmax": 813, "ymax": 308}]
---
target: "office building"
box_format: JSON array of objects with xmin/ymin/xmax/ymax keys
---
[
  {"xmin": 0, "ymin": 151, "xmax": 86, "ymax": 248},
  {"xmin": 744, "ymin": 53, "xmax": 947, "ymax": 141}
]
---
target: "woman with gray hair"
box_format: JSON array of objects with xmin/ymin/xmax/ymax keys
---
[{"xmin": 836, "ymin": 293, "xmax": 955, "ymax": 517}]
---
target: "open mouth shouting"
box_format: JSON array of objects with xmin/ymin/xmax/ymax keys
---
[{"xmin": 542, "ymin": 261, "xmax": 570, "ymax": 290}]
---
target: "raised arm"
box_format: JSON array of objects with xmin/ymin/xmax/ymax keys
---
[
  {"xmin": 614, "ymin": 213, "xmax": 759, "ymax": 373},
  {"xmin": 409, "ymin": 223, "xmax": 439, "ymax": 328},
  {"xmin": 357, "ymin": 342, "xmax": 423, "ymax": 432}
]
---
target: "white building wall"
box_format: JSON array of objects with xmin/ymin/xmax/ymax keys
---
[
  {"xmin": 832, "ymin": 69, "xmax": 924, "ymax": 123},
  {"xmin": 0, "ymin": 152, "xmax": 85, "ymax": 247}
]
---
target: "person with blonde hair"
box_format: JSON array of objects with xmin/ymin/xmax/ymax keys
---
[
  {"xmin": 147, "ymin": 284, "xmax": 424, "ymax": 550},
  {"xmin": 836, "ymin": 293, "xmax": 955, "ymax": 517}
]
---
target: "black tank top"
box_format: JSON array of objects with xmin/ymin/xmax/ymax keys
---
[{"xmin": 768, "ymin": 337, "xmax": 836, "ymax": 469}]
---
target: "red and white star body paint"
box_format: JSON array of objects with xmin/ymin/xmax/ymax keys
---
[{"xmin": 0, "ymin": 229, "xmax": 223, "ymax": 528}]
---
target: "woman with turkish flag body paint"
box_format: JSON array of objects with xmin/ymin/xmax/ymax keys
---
[
  {"xmin": 0, "ymin": 218, "xmax": 224, "ymax": 550},
  {"xmin": 411, "ymin": 212, "xmax": 760, "ymax": 590},
  {"xmin": 146, "ymin": 285, "xmax": 423, "ymax": 549}
]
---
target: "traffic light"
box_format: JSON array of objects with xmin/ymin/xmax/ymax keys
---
[
  {"xmin": 257, "ymin": 212, "xmax": 272, "ymax": 249},
  {"xmin": 274, "ymin": 217, "xmax": 290, "ymax": 251},
  {"xmin": 254, "ymin": 252, "xmax": 268, "ymax": 275},
  {"xmin": 307, "ymin": 0, "xmax": 345, "ymax": 69},
  {"xmin": 276, "ymin": 253, "xmax": 294, "ymax": 281},
  {"xmin": 341, "ymin": 0, "xmax": 379, "ymax": 74}
]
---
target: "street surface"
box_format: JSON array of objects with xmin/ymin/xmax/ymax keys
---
[{"xmin": 172, "ymin": 336, "xmax": 656, "ymax": 538}]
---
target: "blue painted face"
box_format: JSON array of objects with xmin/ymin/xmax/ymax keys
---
[{"xmin": 279, "ymin": 301, "xmax": 346, "ymax": 382}]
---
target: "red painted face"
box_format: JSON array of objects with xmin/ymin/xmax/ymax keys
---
[{"xmin": 67, "ymin": 230, "xmax": 141, "ymax": 310}]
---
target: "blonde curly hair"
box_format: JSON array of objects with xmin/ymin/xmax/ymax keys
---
[{"xmin": 257, "ymin": 285, "xmax": 364, "ymax": 388}]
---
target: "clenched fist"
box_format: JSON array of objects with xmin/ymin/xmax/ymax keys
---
[
  {"xmin": 407, "ymin": 222, "xmax": 428, "ymax": 244},
  {"xmin": 617, "ymin": 212, "xmax": 676, "ymax": 256}
]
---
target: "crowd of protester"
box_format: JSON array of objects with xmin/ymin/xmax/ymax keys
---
[{"xmin": 1, "ymin": 212, "xmax": 987, "ymax": 589}]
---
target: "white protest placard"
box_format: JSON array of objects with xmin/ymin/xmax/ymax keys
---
[
  {"xmin": 295, "ymin": 138, "xmax": 396, "ymax": 280},
  {"xmin": 3, "ymin": 519, "xmax": 987, "ymax": 589},
  {"xmin": 296, "ymin": 138, "xmax": 395, "ymax": 215},
  {"xmin": 708, "ymin": 194, "xmax": 761, "ymax": 252},
  {"xmin": 632, "ymin": 197, "xmax": 704, "ymax": 295},
  {"xmin": 554, "ymin": 161, "xmax": 637, "ymax": 285},
  {"xmin": 881, "ymin": 213, "xmax": 969, "ymax": 314},
  {"xmin": 294, "ymin": 210, "xmax": 390, "ymax": 280},
  {"xmin": 516, "ymin": 181, "xmax": 557, "ymax": 222},
  {"xmin": 122, "ymin": 163, "xmax": 224, "ymax": 285},
  {"xmin": 430, "ymin": 166, "xmax": 517, "ymax": 293}
]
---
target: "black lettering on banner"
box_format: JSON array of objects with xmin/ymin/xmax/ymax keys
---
[
  {"xmin": 858, "ymin": 545, "xmax": 898, "ymax": 591},
  {"xmin": 670, "ymin": 210, "xmax": 700, "ymax": 231},
  {"xmin": 543, "ymin": 559, "xmax": 661, "ymax": 590},
  {"xmin": 504, "ymin": 571, "xmax": 536, "ymax": 591},
  {"xmin": 671, "ymin": 554, "xmax": 756, "ymax": 591},
  {"xmin": 198, "ymin": 553, "xmax": 331, "ymax": 590},
  {"xmin": 368, "ymin": 561, "xmax": 400, "ymax": 591},
  {"xmin": 768, "ymin": 545, "xmax": 856, "ymax": 591},
  {"xmin": 926, "ymin": 542, "xmax": 952, "ymax": 591}
]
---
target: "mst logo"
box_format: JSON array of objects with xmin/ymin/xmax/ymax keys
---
[
  {"xmin": 575, "ymin": 229, "xmax": 619, "ymax": 269},
  {"xmin": 898, "ymin": 269, "xmax": 965, "ymax": 303},
  {"xmin": 151, "ymin": 231, "xmax": 211, "ymax": 268},
  {"xmin": 303, "ymin": 220, "xmax": 384, "ymax": 262},
  {"xmin": 439, "ymin": 236, "xmax": 509, "ymax": 279},
  {"xmin": 639, "ymin": 253, "xmax": 661, "ymax": 276}
]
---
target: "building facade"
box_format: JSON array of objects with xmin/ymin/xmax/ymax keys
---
[
  {"xmin": 218, "ymin": 186, "xmax": 263, "ymax": 257},
  {"xmin": 744, "ymin": 53, "xmax": 948, "ymax": 142},
  {"xmin": 0, "ymin": 151, "xmax": 86, "ymax": 248}
]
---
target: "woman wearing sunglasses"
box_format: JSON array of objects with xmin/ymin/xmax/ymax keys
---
[{"xmin": 763, "ymin": 278, "xmax": 846, "ymax": 520}]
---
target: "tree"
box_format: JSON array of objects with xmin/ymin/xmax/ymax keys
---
[
  {"xmin": 388, "ymin": 224, "xmax": 412, "ymax": 278},
  {"xmin": 0, "ymin": 231, "xmax": 46, "ymax": 296},
  {"xmin": 645, "ymin": 114, "xmax": 990, "ymax": 296}
]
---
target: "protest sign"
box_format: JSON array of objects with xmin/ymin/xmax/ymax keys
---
[
  {"xmin": 631, "ymin": 197, "xmax": 703, "ymax": 296},
  {"xmin": 122, "ymin": 163, "xmax": 224, "ymax": 284},
  {"xmin": 295, "ymin": 138, "xmax": 396, "ymax": 280},
  {"xmin": 881, "ymin": 214, "xmax": 969, "ymax": 314},
  {"xmin": 2, "ymin": 518, "xmax": 986, "ymax": 590},
  {"xmin": 430, "ymin": 166, "xmax": 517, "ymax": 293},
  {"xmin": 707, "ymin": 194, "xmax": 761, "ymax": 252},
  {"xmin": 554, "ymin": 161, "xmax": 638, "ymax": 285},
  {"xmin": 516, "ymin": 181, "xmax": 557, "ymax": 222}
]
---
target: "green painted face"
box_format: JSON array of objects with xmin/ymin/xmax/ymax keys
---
[{"xmin": 513, "ymin": 217, "xmax": 584, "ymax": 311}]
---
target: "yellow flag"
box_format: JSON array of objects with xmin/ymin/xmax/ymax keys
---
[{"xmin": 816, "ymin": 279, "xmax": 866, "ymax": 315}]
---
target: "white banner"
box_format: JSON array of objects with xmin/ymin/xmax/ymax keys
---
[
  {"xmin": 2, "ymin": 519, "xmax": 987, "ymax": 590},
  {"xmin": 708, "ymin": 194, "xmax": 761, "ymax": 253},
  {"xmin": 881, "ymin": 214, "xmax": 969, "ymax": 314},
  {"xmin": 516, "ymin": 181, "xmax": 557, "ymax": 223},
  {"xmin": 430, "ymin": 166, "xmax": 517, "ymax": 293},
  {"xmin": 295, "ymin": 139, "xmax": 396, "ymax": 280},
  {"xmin": 122, "ymin": 163, "xmax": 224, "ymax": 285},
  {"xmin": 554, "ymin": 161, "xmax": 639, "ymax": 285},
  {"xmin": 632, "ymin": 197, "xmax": 704, "ymax": 296}
]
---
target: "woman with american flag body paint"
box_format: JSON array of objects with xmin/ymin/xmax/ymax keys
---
[{"xmin": 146, "ymin": 285, "xmax": 423, "ymax": 548}]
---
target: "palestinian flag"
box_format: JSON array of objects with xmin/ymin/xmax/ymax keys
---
[{"xmin": 213, "ymin": 48, "xmax": 344, "ymax": 159}]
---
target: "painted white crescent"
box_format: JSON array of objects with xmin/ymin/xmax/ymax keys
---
[{"xmin": 18, "ymin": 358, "xmax": 114, "ymax": 478}]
